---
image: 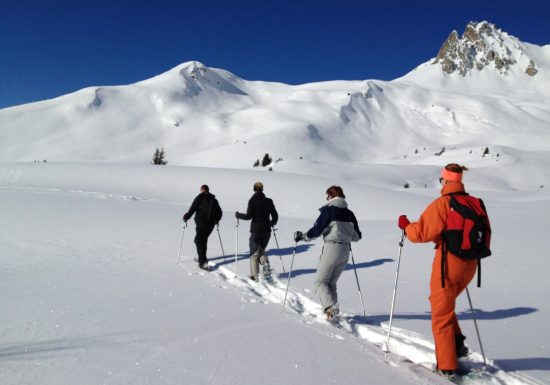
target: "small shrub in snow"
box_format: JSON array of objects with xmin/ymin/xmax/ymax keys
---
[
  {"xmin": 483, "ymin": 147, "xmax": 490, "ymax": 157},
  {"xmin": 261, "ymin": 153, "xmax": 272, "ymax": 167},
  {"xmin": 253, "ymin": 159, "xmax": 260, "ymax": 167},
  {"xmin": 268, "ymin": 167, "xmax": 273, "ymax": 172},
  {"xmin": 403, "ymin": 183, "xmax": 410, "ymax": 189},
  {"xmin": 434, "ymin": 147, "xmax": 445, "ymax": 156}
]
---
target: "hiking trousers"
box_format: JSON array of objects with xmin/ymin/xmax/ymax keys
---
[
  {"xmin": 314, "ymin": 242, "xmax": 349, "ymax": 311},
  {"xmin": 430, "ymin": 249, "xmax": 477, "ymax": 370},
  {"xmin": 249, "ymin": 231, "xmax": 271, "ymax": 278},
  {"xmin": 194, "ymin": 224, "xmax": 215, "ymax": 266}
]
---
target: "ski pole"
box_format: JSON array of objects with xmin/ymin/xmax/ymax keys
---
[
  {"xmin": 234, "ymin": 218, "xmax": 239, "ymax": 277},
  {"xmin": 272, "ymin": 226, "xmax": 286, "ymax": 273},
  {"xmin": 382, "ymin": 230, "xmax": 406, "ymax": 355},
  {"xmin": 349, "ymin": 244, "xmax": 367, "ymax": 320},
  {"xmin": 176, "ymin": 221, "xmax": 188, "ymax": 264},
  {"xmin": 466, "ymin": 287, "xmax": 487, "ymax": 365},
  {"xmin": 216, "ymin": 224, "xmax": 225, "ymax": 260},
  {"xmin": 282, "ymin": 241, "xmax": 297, "ymax": 313}
]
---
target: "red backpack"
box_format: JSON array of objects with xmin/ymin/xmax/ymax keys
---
[{"xmin": 441, "ymin": 193, "xmax": 492, "ymax": 287}]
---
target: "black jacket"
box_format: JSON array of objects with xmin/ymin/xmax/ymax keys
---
[
  {"xmin": 237, "ymin": 191, "xmax": 278, "ymax": 234},
  {"xmin": 184, "ymin": 192, "xmax": 222, "ymax": 228}
]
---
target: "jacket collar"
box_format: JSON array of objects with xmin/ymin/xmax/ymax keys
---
[{"xmin": 440, "ymin": 181, "xmax": 465, "ymax": 196}]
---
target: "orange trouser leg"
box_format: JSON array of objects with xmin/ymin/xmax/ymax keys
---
[{"xmin": 429, "ymin": 251, "xmax": 477, "ymax": 370}]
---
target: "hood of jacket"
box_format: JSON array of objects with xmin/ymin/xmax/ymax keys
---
[{"xmin": 320, "ymin": 197, "xmax": 348, "ymax": 211}]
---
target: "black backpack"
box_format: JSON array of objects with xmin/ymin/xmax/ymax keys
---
[{"xmin": 198, "ymin": 197, "xmax": 222, "ymax": 224}]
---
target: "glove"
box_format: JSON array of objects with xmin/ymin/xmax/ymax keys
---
[
  {"xmin": 235, "ymin": 211, "xmax": 240, "ymax": 218},
  {"xmin": 398, "ymin": 215, "xmax": 410, "ymax": 230},
  {"xmin": 183, "ymin": 213, "xmax": 190, "ymax": 222},
  {"xmin": 294, "ymin": 231, "xmax": 304, "ymax": 242}
]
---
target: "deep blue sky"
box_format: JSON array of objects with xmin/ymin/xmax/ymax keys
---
[{"xmin": 1, "ymin": 0, "xmax": 549, "ymax": 108}]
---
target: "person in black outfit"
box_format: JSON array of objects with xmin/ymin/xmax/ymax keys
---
[
  {"xmin": 235, "ymin": 182, "xmax": 278, "ymax": 281},
  {"xmin": 183, "ymin": 185, "xmax": 223, "ymax": 270}
]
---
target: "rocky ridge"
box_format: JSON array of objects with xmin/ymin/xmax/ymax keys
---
[{"xmin": 433, "ymin": 21, "xmax": 538, "ymax": 77}]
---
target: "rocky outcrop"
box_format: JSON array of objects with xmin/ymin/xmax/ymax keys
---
[
  {"xmin": 433, "ymin": 21, "xmax": 536, "ymax": 77},
  {"xmin": 525, "ymin": 60, "xmax": 538, "ymax": 76}
]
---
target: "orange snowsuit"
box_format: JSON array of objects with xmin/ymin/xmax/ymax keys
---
[{"xmin": 405, "ymin": 181, "xmax": 477, "ymax": 370}]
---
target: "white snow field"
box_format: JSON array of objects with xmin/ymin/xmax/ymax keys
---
[
  {"xmin": 1, "ymin": 21, "xmax": 549, "ymax": 385},
  {"xmin": 0, "ymin": 161, "xmax": 548, "ymax": 385}
]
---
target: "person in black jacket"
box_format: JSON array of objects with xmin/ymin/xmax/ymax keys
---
[
  {"xmin": 183, "ymin": 185, "xmax": 223, "ymax": 270},
  {"xmin": 235, "ymin": 182, "xmax": 278, "ymax": 281}
]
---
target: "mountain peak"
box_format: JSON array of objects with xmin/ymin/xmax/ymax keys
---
[{"xmin": 432, "ymin": 21, "xmax": 538, "ymax": 77}]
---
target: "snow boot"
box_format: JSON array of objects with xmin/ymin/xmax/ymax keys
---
[
  {"xmin": 456, "ymin": 334, "xmax": 469, "ymax": 358},
  {"xmin": 261, "ymin": 262, "xmax": 274, "ymax": 284},
  {"xmin": 199, "ymin": 263, "xmax": 211, "ymax": 271},
  {"xmin": 324, "ymin": 305, "xmax": 339, "ymax": 321}
]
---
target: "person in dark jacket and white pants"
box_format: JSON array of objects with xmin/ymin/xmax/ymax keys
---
[
  {"xmin": 295, "ymin": 186, "xmax": 361, "ymax": 320},
  {"xmin": 235, "ymin": 182, "xmax": 278, "ymax": 281}
]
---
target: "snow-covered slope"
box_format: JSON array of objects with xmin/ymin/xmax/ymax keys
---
[{"xmin": 1, "ymin": 22, "xmax": 549, "ymax": 170}]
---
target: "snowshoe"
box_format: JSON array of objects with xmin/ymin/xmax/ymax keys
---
[{"xmin": 434, "ymin": 366, "xmax": 473, "ymax": 383}]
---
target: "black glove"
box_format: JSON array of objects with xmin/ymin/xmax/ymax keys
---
[
  {"xmin": 183, "ymin": 213, "xmax": 190, "ymax": 222},
  {"xmin": 294, "ymin": 231, "xmax": 304, "ymax": 242},
  {"xmin": 235, "ymin": 211, "xmax": 240, "ymax": 218}
]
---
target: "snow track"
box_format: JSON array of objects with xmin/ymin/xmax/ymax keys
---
[{"xmin": 184, "ymin": 259, "xmax": 546, "ymax": 385}]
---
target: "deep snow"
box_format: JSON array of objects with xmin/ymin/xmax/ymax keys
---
[{"xmin": 0, "ymin": 162, "xmax": 548, "ymax": 385}]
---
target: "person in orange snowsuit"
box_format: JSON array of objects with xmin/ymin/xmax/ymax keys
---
[{"xmin": 398, "ymin": 163, "xmax": 476, "ymax": 377}]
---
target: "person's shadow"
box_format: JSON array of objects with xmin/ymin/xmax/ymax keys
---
[
  {"xmin": 366, "ymin": 306, "xmax": 538, "ymax": 325},
  {"xmin": 493, "ymin": 357, "xmax": 550, "ymax": 371},
  {"xmin": 281, "ymin": 257, "xmax": 393, "ymax": 279}
]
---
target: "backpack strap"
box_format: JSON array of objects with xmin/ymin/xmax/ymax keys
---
[
  {"xmin": 441, "ymin": 235, "xmax": 447, "ymax": 288},
  {"xmin": 477, "ymin": 259, "xmax": 481, "ymax": 287}
]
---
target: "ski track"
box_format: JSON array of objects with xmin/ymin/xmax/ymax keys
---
[{"xmin": 177, "ymin": 257, "xmax": 545, "ymax": 385}]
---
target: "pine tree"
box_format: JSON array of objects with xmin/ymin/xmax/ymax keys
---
[{"xmin": 152, "ymin": 147, "xmax": 168, "ymax": 165}]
